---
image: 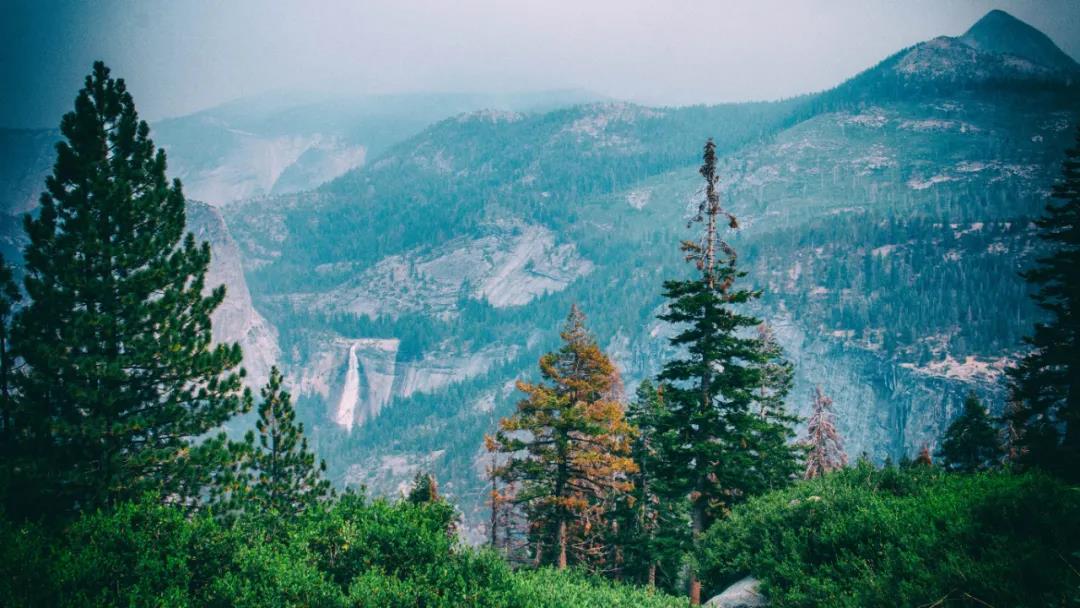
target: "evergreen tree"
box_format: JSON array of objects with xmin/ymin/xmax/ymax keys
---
[
  {"xmin": 937, "ymin": 393, "xmax": 1002, "ymax": 473},
  {"xmin": 0, "ymin": 254, "xmax": 20, "ymax": 447},
  {"xmin": 0, "ymin": 254, "xmax": 21, "ymax": 503},
  {"xmin": 228, "ymin": 366, "xmax": 332, "ymax": 520},
  {"xmin": 487, "ymin": 305, "xmax": 636, "ymax": 571},
  {"xmin": 750, "ymin": 324, "xmax": 803, "ymax": 490},
  {"xmin": 608, "ymin": 381, "xmax": 687, "ymax": 591},
  {"xmin": 1008, "ymin": 125, "xmax": 1080, "ymax": 480},
  {"xmin": 803, "ymin": 386, "xmax": 847, "ymax": 479},
  {"xmin": 914, "ymin": 444, "xmax": 934, "ymax": 467},
  {"xmin": 7, "ymin": 62, "xmax": 249, "ymax": 518},
  {"xmin": 407, "ymin": 471, "xmax": 440, "ymax": 504},
  {"xmin": 654, "ymin": 139, "xmax": 799, "ymax": 604},
  {"xmin": 1001, "ymin": 398, "xmax": 1026, "ymax": 469}
]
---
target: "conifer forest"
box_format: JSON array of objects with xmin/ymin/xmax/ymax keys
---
[{"xmin": 1, "ymin": 3, "xmax": 1079, "ymax": 606}]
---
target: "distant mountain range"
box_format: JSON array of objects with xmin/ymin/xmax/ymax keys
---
[{"xmin": 1, "ymin": 10, "xmax": 1076, "ymax": 540}]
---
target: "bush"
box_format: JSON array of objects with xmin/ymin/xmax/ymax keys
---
[
  {"xmin": 697, "ymin": 464, "xmax": 1080, "ymax": 607},
  {"xmin": 0, "ymin": 493, "xmax": 686, "ymax": 607},
  {"xmin": 508, "ymin": 568, "xmax": 686, "ymax": 608}
]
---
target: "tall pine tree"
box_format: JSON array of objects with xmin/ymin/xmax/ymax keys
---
[
  {"xmin": 487, "ymin": 305, "xmax": 636, "ymax": 571},
  {"xmin": 1008, "ymin": 125, "xmax": 1080, "ymax": 480},
  {"xmin": 938, "ymin": 393, "xmax": 1002, "ymax": 473},
  {"xmin": 655, "ymin": 139, "xmax": 799, "ymax": 604},
  {"xmin": 7, "ymin": 62, "xmax": 249, "ymax": 518}
]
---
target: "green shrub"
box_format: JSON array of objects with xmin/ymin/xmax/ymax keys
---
[
  {"xmin": 0, "ymin": 493, "xmax": 687, "ymax": 607},
  {"xmin": 698, "ymin": 464, "xmax": 1080, "ymax": 607},
  {"xmin": 508, "ymin": 568, "xmax": 687, "ymax": 608}
]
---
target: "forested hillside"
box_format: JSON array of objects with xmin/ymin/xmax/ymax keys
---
[{"xmin": 211, "ymin": 9, "xmax": 1080, "ymax": 536}]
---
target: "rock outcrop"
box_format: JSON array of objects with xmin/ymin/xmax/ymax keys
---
[
  {"xmin": 186, "ymin": 201, "xmax": 281, "ymax": 388},
  {"xmin": 705, "ymin": 577, "xmax": 767, "ymax": 608}
]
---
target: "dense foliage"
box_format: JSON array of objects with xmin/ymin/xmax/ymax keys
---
[
  {"xmin": 606, "ymin": 381, "xmax": 689, "ymax": 591},
  {"xmin": 698, "ymin": 464, "xmax": 1080, "ymax": 607},
  {"xmin": 0, "ymin": 494, "xmax": 686, "ymax": 607}
]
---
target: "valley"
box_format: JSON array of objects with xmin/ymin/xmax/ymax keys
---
[{"xmin": 2, "ymin": 9, "xmax": 1077, "ymax": 540}]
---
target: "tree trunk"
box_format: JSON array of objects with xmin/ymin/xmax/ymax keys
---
[
  {"xmin": 489, "ymin": 468, "xmax": 498, "ymax": 548},
  {"xmin": 648, "ymin": 563, "xmax": 657, "ymax": 589},
  {"xmin": 689, "ymin": 495, "xmax": 705, "ymax": 605},
  {"xmin": 558, "ymin": 519, "xmax": 568, "ymax": 569}
]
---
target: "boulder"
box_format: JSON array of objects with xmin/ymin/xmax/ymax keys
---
[{"xmin": 705, "ymin": 577, "xmax": 767, "ymax": 607}]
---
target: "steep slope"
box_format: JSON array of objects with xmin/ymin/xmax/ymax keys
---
[{"xmin": 186, "ymin": 201, "xmax": 281, "ymax": 388}]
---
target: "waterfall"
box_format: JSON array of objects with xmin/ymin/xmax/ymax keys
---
[{"xmin": 334, "ymin": 341, "xmax": 361, "ymax": 431}]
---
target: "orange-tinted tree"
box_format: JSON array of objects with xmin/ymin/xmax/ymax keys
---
[{"xmin": 486, "ymin": 305, "xmax": 636, "ymax": 571}]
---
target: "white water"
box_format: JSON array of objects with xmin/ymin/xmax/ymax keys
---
[{"xmin": 334, "ymin": 342, "xmax": 360, "ymax": 431}]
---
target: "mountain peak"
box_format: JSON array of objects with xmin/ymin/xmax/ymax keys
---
[{"xmin": 959, "ymin": 9, "xmax": 1079, "ymax": 72}]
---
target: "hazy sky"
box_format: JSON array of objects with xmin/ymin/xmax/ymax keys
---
[{"xmin": 3, "ymin": 0, "xmax": 1079, "ymax": 128}]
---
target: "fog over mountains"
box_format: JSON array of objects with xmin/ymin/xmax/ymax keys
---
[{"xmin": 1, "ymin": 9, "xmax": 1077, "ymax": 537}]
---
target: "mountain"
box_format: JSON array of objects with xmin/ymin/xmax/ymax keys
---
[
  {"xmin": 959, "ymin": 9, "xmax": 1080, "ymax": 73},
  {"xmin": 215, "ymin": 11, "xmax": 1078, "ymax": 536},
  {"xmin": 0, "ymin": 11, "xmax": 1076, "ymax": 540},
  {"xmin": 0, "ymin": 90, "xmax": 602, "ymax": 212}
]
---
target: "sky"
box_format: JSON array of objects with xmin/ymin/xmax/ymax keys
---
[{"xmin": 2, "ymin": 0, "xmax": 1079, "ymax": 129}]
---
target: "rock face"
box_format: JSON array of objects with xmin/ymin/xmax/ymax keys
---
[
  {"xmin": 705, "ymin": 577, "xmax": 767, "ymax": 608},
  {"xmin": 332, "ymin": 339, "xmax": 399, "ymax": 431},
  {"xmin": 185, "ymin": 201, "xmax": 281, "ymax": 388},
  {"xmin": 293, "ymin": 334, "xmax": 517, "ymax": 431},
  {"xmin": 302, "ymin": 220, "xmax": 593, "ymax": 319},
  {"xmin": 164, "ymin": 132, "xmax": 366, "ymax": 206}
]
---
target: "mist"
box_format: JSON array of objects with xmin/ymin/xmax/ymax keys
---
[{"xmin": 3, "ymin": 0, "xmax": 1080, "ymax": 128}]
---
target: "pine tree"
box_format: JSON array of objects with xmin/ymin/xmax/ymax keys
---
[
  {"xmin": 230, "ymin": 366, "xmax": 332, "ymax": 520},
  {"xmin": 486, "ymin": 305, "xmax": 636, "ymax": 571},
  {"xmin": 914, "ymin": 444, "xmax": 934, "ymax": 467},
  {"xmin": 938, "ymin": 393, "xmax": 1002, "ymax": 473},
  {"xmin": 751, "ymin": 324, "xmax": 803, "ymax": 491},
  {"xmin": 608, "ymin": 381, "xmax": 687, "ymax": 590},
  {"xmin": 407, "ymin": 471, "xmax": 440, "ymax": 504},
  {"xmin": 1001, "ymin": 398, "xmax": 1026, "ymax": 468},
  {"xmin": 803, "ymin": 386, "xmax": 848, "ymax": 479},
  {"xmin": 0, "ymin": 254, "xmax": 20, "ymax": 443},
  {"xmin": 7, "ymin": 62, "xmax": 250, "ymax": 518},
  {"xmin": 0, "ymin": 254, "xmax": 21, "ymax": 487},
  {"xmin": 1008, "ymin": 125, "xmax": 1080, "ymax": 480},
  {"xmin": 654, "ymin": 139, "xmax": 799, "ymax": 604}
]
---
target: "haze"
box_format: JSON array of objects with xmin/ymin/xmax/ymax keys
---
[{"xmin": 3, "ymin": 0, "xmax": 1080, "ymax": 129}]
